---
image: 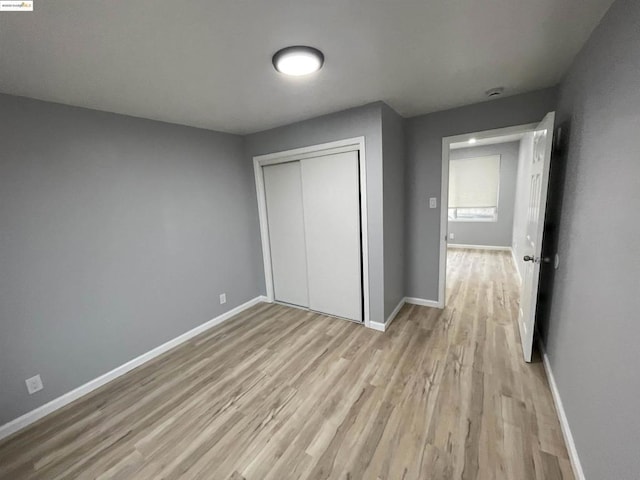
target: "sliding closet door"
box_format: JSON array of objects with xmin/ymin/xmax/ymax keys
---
[
  {"xmin": 263, "ymin": 162, "xmax": 309, "ymax": 307},
  {"xmin": 301, "ymin": 151, "xmax": 362, "ymax": 322}
]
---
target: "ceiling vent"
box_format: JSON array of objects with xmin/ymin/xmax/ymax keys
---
[{"xmin": 485, "ymin": 87, "xmax": 505, "ymax": 98}]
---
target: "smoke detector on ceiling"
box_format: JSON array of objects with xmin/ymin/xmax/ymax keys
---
[{"xmin": 485, "ymin": 87, "xmax": 505, "ymax": 98}]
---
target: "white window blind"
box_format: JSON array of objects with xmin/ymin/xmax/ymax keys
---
[{"xmin": 448, "ymin": 155, "xmax": 500, "ymax": 208}]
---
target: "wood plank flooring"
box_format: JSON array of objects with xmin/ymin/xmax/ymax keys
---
[{"xmin": 0, "ymin": 248, "xmax": 573, "ymax": 479}]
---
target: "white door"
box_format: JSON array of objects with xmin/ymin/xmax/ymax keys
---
[
  {"xmin": 301, "ymin": 151, "xmax": 362, "ymax": 322},
  {"xmin": 518, "ymin": 112, "xmax": 555, "ymax": 362},
  {"xmin": 263, "ymin": 162, "xmax": 309, "ymax": 308}
]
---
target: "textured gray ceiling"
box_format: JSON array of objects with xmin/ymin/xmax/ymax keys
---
[{"xmin": 0, "ymin": 0, "xmax": 613, "ymax": 133}]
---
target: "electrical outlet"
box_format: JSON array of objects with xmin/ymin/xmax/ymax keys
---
[
  {"xmin": 25, "ymin": 374, "xmax": 43, "ymax": 395},
  {"xmin": 429, "ymin": 197, "xmax": 437, "ymax": 209},
  {"xmin": 449, "ymin": 232, "xmax": 455, "ymax": 240},
  {"xmin": 219, "ymin": 293, "xmax": 227, "ymax": 305}
]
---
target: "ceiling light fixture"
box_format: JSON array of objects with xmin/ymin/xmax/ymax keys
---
[
  {"xmin": 272, "ymin": 46, "xmax": 324, "ymax": 76},
  {"xmin": 469, "ymin": 138, "xmax": 477, "ymax": 144}
]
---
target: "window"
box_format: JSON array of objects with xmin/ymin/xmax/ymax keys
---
[
  {"xmin": 448, "ymin": 155, "xmax": 500, "ymax": 222},
  {"xmin": 448, "ymin": 206, "xmax": 497, "ymax": 221}
]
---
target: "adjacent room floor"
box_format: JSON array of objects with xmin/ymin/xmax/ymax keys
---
[{"xmin": 0, "ymin": 249, "xmax": 572, "ymax": 479}]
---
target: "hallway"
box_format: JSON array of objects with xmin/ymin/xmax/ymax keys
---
[{"xmin": 443, "ymin": 248, "xmax": 572, "ymax": 478}]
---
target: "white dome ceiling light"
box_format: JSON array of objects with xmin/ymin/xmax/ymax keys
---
[{"xmin": 272, "ymin": 46, "xmax": 324, "ymax": 76}]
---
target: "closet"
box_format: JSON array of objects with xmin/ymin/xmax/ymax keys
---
[{"xmin": 262, "ymin": 150, "xmax": 363, "ymax": 322}]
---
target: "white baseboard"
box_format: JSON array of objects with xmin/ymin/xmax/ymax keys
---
[
  {"xmin": 538, "ymin": 339, "xmax": 585, "ymax": 480},
  {"xmin": 386, "ymin": 297, "xmax": 405, "ymax": 326},
  {"xmin": 0, "ymin": 295, "xmax": 268, "ymax": 442},
  {"xmin": 447, "ymin": 243, "xmax": 511, "ymax": 251},
  {"xmin": 368, "ymin": 321, "xmax": 386, "ymax": 332},
  {"xmin": 371, "ymin": 296, "xmax": 444, "ymax": 332},
  {"xmin": 404, "ymin": 297, "xmax": 443, "ymax": 309},
  {"xmin": 372, "ymin": 297, "xmax": 407, "ymax": 332}
]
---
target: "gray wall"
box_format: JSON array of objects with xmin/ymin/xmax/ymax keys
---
[
  {"xmin": 405, "ymin": 88, "xmax": 558, "ymax": 301},
  {"xmin": 511, "ymin": 132, "xmax": 535, "ymax": 279},
  {"xmin": 447, "ymin": 142, "xmax": 520, "ymax": 248},
  {"xmin": 381, "ymin": 104, "xmax": 406, "ymax": 320},
  {"xmin": 0, "ymin": 94, "xmax": 264, "ymax": 424},
  {"xmin": 541, "ymin": 0, "xmax": 640, "ymax": 477},
  {"xmin": 244, "ymin": 103, "xmax": 386, "ymax": 324}
]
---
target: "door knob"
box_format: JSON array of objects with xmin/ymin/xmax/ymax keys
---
[{"xmin": 523, "ymin": 255, "xmax": 535, "ymax": 262}]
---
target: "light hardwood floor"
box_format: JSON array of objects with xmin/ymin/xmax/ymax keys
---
[{"xmin": 0, "ymin": 249, "xmax": 572, "ymax": 479}]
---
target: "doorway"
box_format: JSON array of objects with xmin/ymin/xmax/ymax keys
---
[{"xmin": 440, "ymin": 115, "xmax": 556, "ymax": 361}]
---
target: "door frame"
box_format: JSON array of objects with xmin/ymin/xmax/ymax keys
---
[
  {"xmin": 439, "ymin": 123, "xmax": 538, "ymax": 308},
  {"xmin": 253, "ymin": 137, "xmax": 370, "ymax": 327}
]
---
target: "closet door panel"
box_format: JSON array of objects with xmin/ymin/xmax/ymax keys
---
[
  {"xmin": 301, "ymin": 152, "xmax": 362, "ymax": 322},
  {"xmin": 263, "ymin": 162, "xmax": 309, "ymax": 307}
]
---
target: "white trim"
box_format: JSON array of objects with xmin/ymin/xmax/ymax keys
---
[
  {"xmin": 370, "ymin": 295, "xmax": 442, "ymax": 332},
  {"xmin": 0, "ymin": 296, "xmax": 267, "ymax": 441},
  {"xmin": 538, "ymin": 339, "xmax": 586, "ymax": 480},
  {"xmin": 384, "ymin": 297, "xmax": 406, "ymax": 329},
  {"xmin": 439, "ymin": 137, "xmax": 449, "ymax": 310},
  {"xmin": 404, "ymin": 297, "xmax": 443, "ymax": 309},
  {"xmin": 253, "ymin": 144, "xmax": 359, "ymax": 165},
  {"xmin": 443, "ymin": 123, "xmax": 539, "ymax": 146},
  {"xmin": 368, "ymin": 321, "xmax": 386, "ymax": 332},
  {"xmin": 447, "ymin": 244, "xmax": 511, "ymax": 251},
  {"xmin": 253, "ymin": 137, "xmax": 371, "ymax": 327},
  {"xmin": 254, "ymin": 160, "xmax": 275, "ymax": 302},
  {"xmin": 440, "ymin": 123, "xmax": 538, "ymax": 311}
]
